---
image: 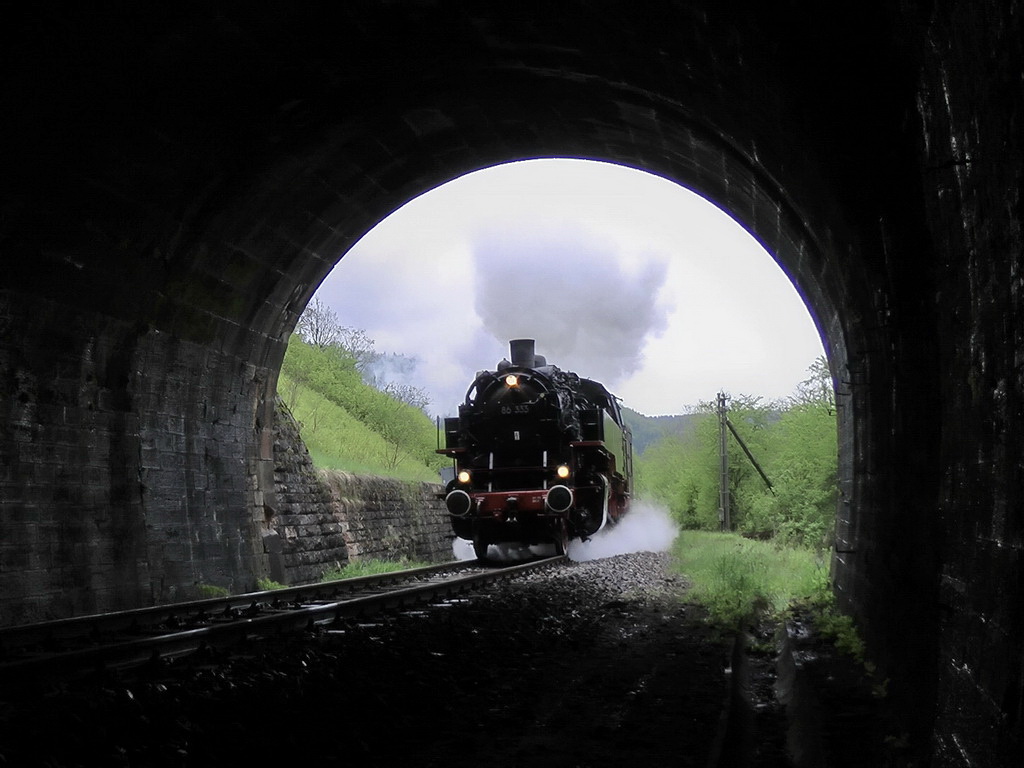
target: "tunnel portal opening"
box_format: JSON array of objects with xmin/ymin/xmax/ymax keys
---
[{"xmin": 294, "ymin": 156, "xmax": 835, "ymax": 551}]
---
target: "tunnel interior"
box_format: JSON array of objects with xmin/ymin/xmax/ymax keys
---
[{"xmin": 3, "ymin": 2, "xmax": 1021, "ymax": 763}]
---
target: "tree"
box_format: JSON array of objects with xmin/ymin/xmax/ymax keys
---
[
  {"xmin": 296, "ymin": 297, "xmax": 343, "ymax": 350},
  {"xmin": 791, "ymin": 355, "xmax": 835, "ymax": 416},
  {"xmin": 382, "ymin": 381, "xmax": 430, "ymax": 413},
  {"xmin": 284, "ymin": 366, "xmax": 307, "ymax": 411},
  {"xmin": 337, "ymin": 326, "xmax": 376, "ymax": 374},
  {"xmin": 295, "ymin": 299, "xmax": 378, "ymax": 388}
]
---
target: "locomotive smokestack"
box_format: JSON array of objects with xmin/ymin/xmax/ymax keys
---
[{"xmin": 509, "ymin": 339, "xmax": 536, "ymax": 368}]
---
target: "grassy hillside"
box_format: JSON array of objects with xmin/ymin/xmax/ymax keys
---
[{"xmin": 279, "ymin": 337, "xmax": 447, "ymax": 483}]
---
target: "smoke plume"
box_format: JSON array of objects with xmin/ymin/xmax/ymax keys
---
[{"xmin": 471, "ymin": 222, "xmax": 670, "ymax": 386}]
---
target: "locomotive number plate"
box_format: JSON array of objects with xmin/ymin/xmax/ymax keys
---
[{"xmin": 500, "ymin": 404, "xmax": 530, "ymax": 415}]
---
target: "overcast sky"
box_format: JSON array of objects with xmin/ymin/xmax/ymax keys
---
[{"xmin": 312, "ymin": 159, "xmax": 824, "ymax": 417}]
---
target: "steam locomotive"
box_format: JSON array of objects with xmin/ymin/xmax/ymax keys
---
[{"xmin": 438, "ymin": 339, "xmax": 633, "ymax": 559}]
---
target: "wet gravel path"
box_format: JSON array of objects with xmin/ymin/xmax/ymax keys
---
[{"xmin": 0, "ymin": 552, "xmax": 791, "ymax": 767}]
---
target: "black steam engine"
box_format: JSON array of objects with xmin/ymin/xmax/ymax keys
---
[{"xmin": 438, "ymin": 339, "xmax": 633, "ymax": 559}]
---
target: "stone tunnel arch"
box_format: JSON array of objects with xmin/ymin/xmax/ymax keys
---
[
  {"xmin": 9, "ymin": 1, "xmax": 1017, "ymax": 761},
  {"xmin": 236, "ymin": 97, "xmax": 882, "ymax": 594},
  {"xmin": 3, "ymin": 0, "xmax": 907, "ymax": 716}
]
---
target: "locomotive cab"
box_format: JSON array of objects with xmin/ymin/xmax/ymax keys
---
[{"xmin": 438, "ymin": 340, "xmax": 632, "ymax": 560}]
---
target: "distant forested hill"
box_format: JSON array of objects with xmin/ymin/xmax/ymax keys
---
[{"xmin": 621, "ymin": 406, "xmax": 700, "ymax": 455}]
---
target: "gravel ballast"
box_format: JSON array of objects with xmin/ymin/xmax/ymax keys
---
[{"xmin": 1, "ymin": 552, "xmax": 785, "ymax": 767}]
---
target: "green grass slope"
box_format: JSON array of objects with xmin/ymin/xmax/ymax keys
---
[{"xmin": 279, "ymin": 338, "xmax": 447, "ymax": 483}]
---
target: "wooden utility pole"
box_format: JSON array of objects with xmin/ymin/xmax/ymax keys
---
[
  {"xmin": 717, "ymin": 392, "xmax": 730, "ymax": 531},
  {"xmin": 716, "ymin": 391, "xmax": 775, "ymax": 534}
]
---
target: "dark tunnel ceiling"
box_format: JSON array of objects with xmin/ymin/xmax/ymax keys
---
[{"xmin": 2, "ymin": 1, "xmax": 912, "ymax": 384}]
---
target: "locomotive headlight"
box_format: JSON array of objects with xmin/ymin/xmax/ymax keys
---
[
  {"xmin": 505, "ymin": 374, "xmax": 519, "ymax": 387},
  {"xmin": 457, "ymin": 469, "xmax": 471, "ymax": 484},
  {"xmin": 556, "ymin": 464, "xmax": 571, "ymax": 479}
]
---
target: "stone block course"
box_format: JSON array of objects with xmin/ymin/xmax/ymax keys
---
[{"xmin": 267, "ymin": 397, "xmax": 452, "ymax": 584}]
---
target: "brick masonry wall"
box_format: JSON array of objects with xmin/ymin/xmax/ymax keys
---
[
  {"xmin": 319, "ymin": 471, "xmax": 453, "ymax": 565},
  {"xmin": 269, "ymin": 397, "xmax": 452, "ymax": 585},
  {"xmin": 911, "ymin": 5, "xmax": 1024, "ymax": 763},
  {"xmin": 0, "ymin": 291, "xmax": 271, "ymax": 624}
]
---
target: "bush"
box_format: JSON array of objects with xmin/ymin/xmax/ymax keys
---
[
  {"xmin": 637, "ymin": 365, "xmax": 838, "ymax": 552},
  {"xmin": 672, "ymin": 531, "xmax": 830, "ymax": 629},
  {"xmin": 321, "ymin": 558, "xmax": 429, "ymax": 581}
]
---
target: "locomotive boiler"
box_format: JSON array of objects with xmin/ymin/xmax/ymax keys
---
[{"xmin": 438, "ymin": 339, "xmax": 633, "ymax": 559}]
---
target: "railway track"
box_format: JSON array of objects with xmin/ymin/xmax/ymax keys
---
[
  {"xmin": 0, "ymin": 551, "xmax": 828, "ymax": 767},
  {"xmin": 0, "ymin": 555, "xmax": 566, "ymax": 684}
]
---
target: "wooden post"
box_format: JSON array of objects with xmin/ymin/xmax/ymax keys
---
[{"xmin": 717, "ymin": 392, "xmax": 730, "ymax": 531}]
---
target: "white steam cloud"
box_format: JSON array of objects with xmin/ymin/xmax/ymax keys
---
[
  {"xmin": 451, "ymin": 501, "xmax": 678, "ymax": 563},
  {"xmin": 471, "ymin": 222, "xmax": 670, "ymax": 387},
  {"xmin": 568, "ymin": 501, "xmax": 678, "ymax": 562}
]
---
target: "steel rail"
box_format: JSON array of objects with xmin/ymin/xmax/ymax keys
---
[
  {"xmin": 0, "ymin": 555, "xmax": 567, "ymax": 682},
  {"xmin": 0, "ymin": 559, "xmax": 475, "ymax": 649}
]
